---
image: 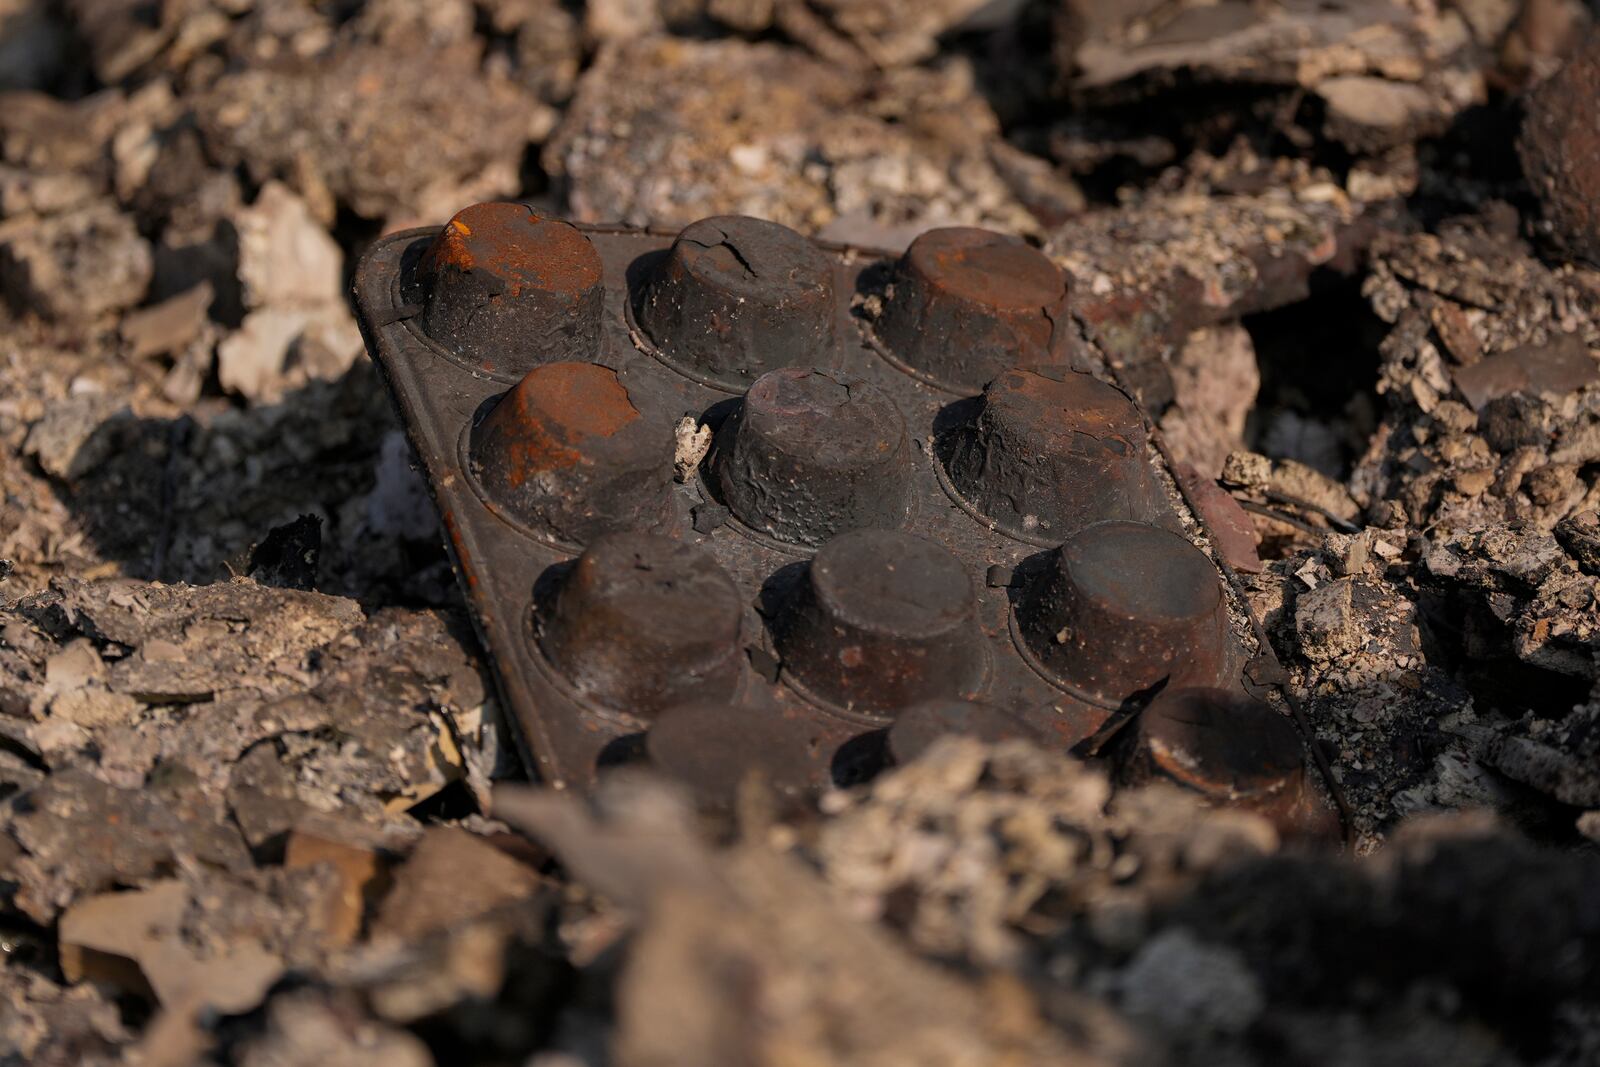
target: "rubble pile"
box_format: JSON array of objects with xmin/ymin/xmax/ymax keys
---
[{"xmin": 1, "ymin": 1, "xmax": 1599, "ymax": 1064}]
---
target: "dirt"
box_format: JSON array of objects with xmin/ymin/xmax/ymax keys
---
[{"xmin": 2, "ymin": 2, "xmax": 1600, "ymax": 1065}]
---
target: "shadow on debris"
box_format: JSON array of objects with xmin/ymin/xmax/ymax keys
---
[{"xmin": 32, "ymin": 360, "xmax": 457, "ymax": 609}]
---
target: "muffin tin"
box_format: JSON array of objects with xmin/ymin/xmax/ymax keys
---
[{"xmin": 353, "ymin": 202, "xmax": 1320, "ymax": 825}]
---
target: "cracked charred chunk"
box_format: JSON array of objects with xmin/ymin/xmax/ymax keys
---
[
  {"xmin": 1520, "ymin": 30, "xmax": 1600, "ymax": 265},
  {"xmin": 197, "ymin": 43, "xmax": 538, "ymax": 225},
  {"xmin": 4, "ymin": 577, "xmax": 362, "ymax": 713},
  {"xmin": 1556, "ymin": 509, "xmax": 1600, "ymax": 575},
  {"xmin": 0, "ymin": 579, "xmax": 491, "ymax": 853},
  {"xmin": 1045, "ymin": 187, "xmax": 1368, "ymax": 409},
  {"xmin": 1489, "ymin": 689, "xmax": 1600, "ymax": 810},
  {"xmin": 1056, "ymin": 0, "xmax": 1486, "ymax": 154},
  {"xmin": 1348, "ymin": 212, "xmax": 1600, "ymax": 721},
  {"xmin": 2, "ymin": 768, "xmax": 252, "ymax": 923},
  {"xmin": 21, "ymin": 392, "xmax": 132, "ymax": 484},
  {"xmin": 1285, "ymin": 563, "xmax": 1468, "ymax": 846},
  {"xmin": 545, "ymin": 36, "xmax": 1039, "ymax": 236},
  {"xmin": 0, "ymin": 200, "xmax": 151, "ymax": 321},
  {"xmin": 1356, "ymin": 211, "xmax": 1600, "ymax": 535},
  {"xmin": 1426, "ymin": 521, "xmax": 1600, "ymax": 683},
  {"xmin": 0, "ymin": 969, "xmax": 127, "ymax": 1065}
]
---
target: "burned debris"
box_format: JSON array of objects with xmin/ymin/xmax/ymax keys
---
[{"xmin": 2, "ymin": 2, "xmax": 1600, "ymax": 1066}]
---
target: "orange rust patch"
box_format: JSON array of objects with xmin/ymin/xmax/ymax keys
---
[
  {"xmin": 910, "ymin": 228, "xmax": 1066, "ymax": 311},
  {"xmin": 423, "ymin": 202, "xmax": 603, "ymax": 297},
  {"xmin": 998, "ymin": 369, "xmax": 1140, "ymax": 442},
  {"xmin": 491, "ymin": 363, "xmax": 641, "ymax": 485}
]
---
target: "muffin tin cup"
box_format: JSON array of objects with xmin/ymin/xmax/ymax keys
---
[
  {"xmin": 939, "ymin": 368, "xmax": 1171, "ymax": 546},
  {"xmin": 1115, "ymin": 687, "xmax": 1308, "ymax": 819},
  {"xmin": 870, "ymin": 226, "xmax": 1073, "ymax": 394},
  {"xmin": 711, "ymin": 368, "xmax": 915, "ymax": 549},
  {"xmin": 467, "ymin": 361, "xmax": 677, "ymax": 547},
  {"xmin": 414, "ymin": 201, "xmax": 606, "ymax": 380},
  {"xmin": 536, "ymin": 532, "xmax": 746, "ymax": 719},
  {"xmin": 771, "ymin": 529, "xmax": 988, "ymax": 717},
  {"xmin": 633, "ymin": 215, "xmax": 837, "ymax": 392},
  {"xmin": 1012, "ymin": 520, "xmax": 1234, "ymax": 708}
]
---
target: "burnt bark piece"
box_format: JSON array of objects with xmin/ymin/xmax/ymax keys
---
[
  {"xmin": 1520, "ymin": 31, "xmax": 1600, "ymax": 265},
  {"xmin": 247, "ymin": 514, "xmax": 322, "ymax": 592}
]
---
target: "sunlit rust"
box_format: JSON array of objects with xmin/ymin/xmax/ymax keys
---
[
  {"xmin": 913, "ymin": 227, "xmax": 1067, "ymax": 311},
  {"xmin": 490, "ymin": 363, "xmax": 640, "ymax": 484},
  {"xmin": 423, "ymin": 201, "xmax": 603, "ymax": 297}
]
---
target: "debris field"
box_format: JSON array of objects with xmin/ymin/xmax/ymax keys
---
[{"xmin": 2, "ymin": 3, "xmax": 1600, "ymax": 1066}]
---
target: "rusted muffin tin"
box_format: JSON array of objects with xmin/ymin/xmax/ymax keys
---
[{"xmin": 354, "ymin": 202, "xmax": 1320, "ymax": 825}]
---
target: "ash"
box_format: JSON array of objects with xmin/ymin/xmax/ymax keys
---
[{"xmin": 3, "ymin": 2, "xmax": 1600, "ymax": 1065}]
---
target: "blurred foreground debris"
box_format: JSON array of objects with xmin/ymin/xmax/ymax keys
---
[{"xmin": 0, "ymin": 3, "xmax": 1599, "ymax": 1065}]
